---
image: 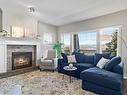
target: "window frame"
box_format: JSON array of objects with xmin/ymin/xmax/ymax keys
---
[
  {"xmin": 62, "ymin": 33, "xmax": 71, "ymax": 48},
  {"xmin": 43, "ymin": 32, "xmax": 53, "ymax": 44},
  {"xmin": 60, "ymin": 25, "xmax": 122, "ymax": 55},
  {"xmin": 78, "ymin": 31, "xmax": 97, "ymax": 51}
]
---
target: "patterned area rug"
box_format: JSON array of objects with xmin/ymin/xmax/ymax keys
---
[{"xmin": 0, "ymin": 71, "xmax": 96, "ymax": 95}]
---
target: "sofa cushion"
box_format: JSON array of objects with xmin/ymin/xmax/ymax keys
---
[
  {"xmin": 74, "ymin": 63, "xmax": 94, "ymax": 71},
  {"xmin": 84, "ymin": 55, "xmax": 94, "ymax": 64},
  {"xmin": 72, "ymin": 50, "xmax": 80, "ymax": 54},
  {"xmin": 94, "ymin": 53, "xmax": 110, "ymax": 65},
  {"xmin": 61, "ymin": 53, "xmax": 68, "ymax": 63},
  {"xmin": 74, "ymin": 52, "xmax": 85, "ymax": 63},
  {"xmin": 104, "ymin": 56, "xmax": 121, "ymax": 71},
  {"xmin": 58, "ymin": 62, "xmax": 68, "ymax": 68},
  {"xmin": 109, "ymin": 55, "xmax": 115, "ymax": 59},
  {"xmin": 80, "ymin": 67, "xmax": 123, "ymax": 91},
  {"xmin": 82, "ymin": 81, "xmax": 122, "ymax": 95}
]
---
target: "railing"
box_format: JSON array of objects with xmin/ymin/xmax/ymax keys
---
[{"xmin": 80, "ymin": 49, "xmax": 97, "ymax": 55}]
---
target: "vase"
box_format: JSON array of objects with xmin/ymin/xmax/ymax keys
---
[{"xmin": 69, "ymin": 63, "xmax": 73, "ymax": 68}]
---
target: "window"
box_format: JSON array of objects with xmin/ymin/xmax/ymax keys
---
[
  {"xmin": 99, "ymin": 27, "xmax": 119, "ymax": 55},
  {"xmin": 78, "ymin": 31, "xmax": 97, "ymax": 54},
  {"xmin": 63, "ymin": 33, "xmax": 71, "ymax": 47},
  {"xmin": 60, "ymin": 26, "xmax": 119, "ymax": 55},
  {"xmin": 63, "ymin": 33, "xmax": 71, "ymax": 53},
  {"xmin": 43, "ymin": 33, "xmax": 52, "ymax": 44}
]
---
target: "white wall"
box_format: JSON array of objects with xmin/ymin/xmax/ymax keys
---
[
  {"xmin": 58, "ymin": 9, "xmax": 127, "ymax": 78},
  {"xmin": 3, "ymin": 12, "xmax": 38, "ymax": 37},
  {"xmin": 2, "ymin": 10, "xmax": 57, "ymax": 58},
  {"xmin": 0, "ymin": 8, "xmax": 2, "ymax": 27},
  {"xmin": 38, "ymin": 21, "xmax": 57, "ymax": 57}
]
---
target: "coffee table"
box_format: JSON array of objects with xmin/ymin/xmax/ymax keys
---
[
  {"xmin": 5, "ymin": 85, "xmax": 22, "ymax": 95},
  {"xmin": 63, "ymin": 66, "xmax": 77, "ymax": 83}
]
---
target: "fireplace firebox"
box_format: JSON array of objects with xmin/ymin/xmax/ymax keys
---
[{"xmin": 12, "ymin": 52, "xmax": 32, "ymax": 70}]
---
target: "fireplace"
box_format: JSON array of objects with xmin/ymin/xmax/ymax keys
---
[{"xmin": 12, "ymin": 52, "xmax": 32, "ymax": 70}]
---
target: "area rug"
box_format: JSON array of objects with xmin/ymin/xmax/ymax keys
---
[{"xmin": 0, "ymin": 71, "xmax": 96, "ymax": 95}]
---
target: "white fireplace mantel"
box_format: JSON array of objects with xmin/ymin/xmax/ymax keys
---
[
  {"xmin": 0, "ymin": 37, "xmax": 42, "ymax": 73},
  {"xmin": 0, "ymin": 37, "xmax": 41, "ymax": 45}
]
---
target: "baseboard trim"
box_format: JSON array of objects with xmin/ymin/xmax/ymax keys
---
[{"xmin": 0, "ymin": 66, "xmax": 39, "ymax": 79}]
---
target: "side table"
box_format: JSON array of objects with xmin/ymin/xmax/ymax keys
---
[{"xmin": 63, "ymin": 66, "xmax": 77, "ymax": 83}]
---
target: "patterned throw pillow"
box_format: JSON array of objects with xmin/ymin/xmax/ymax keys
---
[
  {"xmin": 94, "ymin": 53, "xmax": 110, "ymax": 65},
  {"xmin": 67, "ymin": 55, "xmax": 76, "ymax": 63},
  {"xmin": 96, "ymin": 57, "xmax": 110, "ymax": 69}
]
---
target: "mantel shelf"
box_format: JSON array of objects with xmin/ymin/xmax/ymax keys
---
[
  {"xmin": 0, "ymin": 37, "xmax": 41, "ymax": 41},
  {"xmin": 0, "ymin": 37, "xmax": 41, "ymax": 45}
]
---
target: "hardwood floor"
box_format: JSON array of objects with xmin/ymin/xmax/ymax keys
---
[
  {"xmin": 124, "ymin": 79, "xmax": 127, "ymax": 95},
  {"xmin": 0, "ymin": 66, "xmax": 39, "ymax": 79}
]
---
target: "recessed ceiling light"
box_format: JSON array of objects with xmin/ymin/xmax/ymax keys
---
[{"xmin": 27, "ymin": 7, "xmax": 35, "ymax": 13}]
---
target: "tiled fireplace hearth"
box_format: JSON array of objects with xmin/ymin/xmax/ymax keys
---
[{"xmin": 7, "ymin": 45, "xmax": 36, "ymax": 71}]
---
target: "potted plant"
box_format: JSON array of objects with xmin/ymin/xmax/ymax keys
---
[
  {"xmin": 53, "ymin": 42, "xmax": 63, "ymax": 58},
  {"xmin": 0, "ymin": 27, "xmax": 8, "ymax": 36}
]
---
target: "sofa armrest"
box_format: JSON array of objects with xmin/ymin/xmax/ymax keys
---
[
  {"xmin": 57, "ymin": 58, "xmax": 68, "ymax": 69},
  {"xmin": 58, "ymin": 58, "xmax": 64, "ymax": 63},
  {"xmin": 113, "ymin": 63, "xmax": 123, "ymax": 75}
]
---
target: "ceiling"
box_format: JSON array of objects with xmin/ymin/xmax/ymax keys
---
[{"xmin": 0, "ymin": 0, "xmax": 127, "ymax": 26}]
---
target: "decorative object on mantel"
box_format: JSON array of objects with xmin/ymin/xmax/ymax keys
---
[
  {"xmin": 53, "ymin": 42, "xmax": 63, "ymax": 58},
  {"xmin": 10, "ymin": 26, "xmax": 24, "ymax": 37},
  {"xmin": 10, "ymin": 26, "xmax": 35, "ymax": 38},
  {"xmin": 36, "ymin": 34, "xmax": 40, "ymax": 39},
  {"xmin": 27, "ymin": 7, "xmax": 35, "ymax": 13},
  {"xmin": 0, "ymin": 27, "xmax": 8, "ymax": 36}
]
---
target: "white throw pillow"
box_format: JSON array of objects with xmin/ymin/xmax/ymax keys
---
[
  {"xmin": 96, "ymin": 57, "xmax": 110, "ymax": 69},
  {"xmin": 67, "ymin": 55, "xmax": 76, "ymax": 63}
]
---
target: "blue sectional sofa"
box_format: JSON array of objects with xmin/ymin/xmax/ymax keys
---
[
  {"xmin": 57, "ymin": 52, "xmax": 123, "ymax": 95},
  {"xmin": 58, "ymin": 53, "xmax": 94, "ymax": 78}
]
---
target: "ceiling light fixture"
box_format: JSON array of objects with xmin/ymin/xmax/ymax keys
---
[{"xmin": 27, "ymin": 7, "xmax": 35, "ymax": 13}]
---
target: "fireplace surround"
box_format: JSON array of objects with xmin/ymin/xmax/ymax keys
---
[
  {"xmin": 0, "ymin": 37, "xmax": 41, "ymax": 74},
  {"xmin": 7, "ymin": 45, "xmax": 36, "ymax": 71}
]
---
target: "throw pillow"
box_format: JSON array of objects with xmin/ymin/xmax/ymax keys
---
[
  {"xmin": 61, "ymin": 53, "xmax": 68, "ymax": 63},
  {"xmin": 109, "ymin": 55, "xmax": 115, "ymax": 60},
  {"xmin": 94, "ymin": 53, "xmax": 110, "ymax": 65},
  {"xmin": 96, "ymin": 57, "xmax": 110, "ymax": 69},
  {"xmin": 67, "ymin": 55, "xmax": 76, "ymax": 63},
  {"xmin": 104, "ymin": 56, "xmax": 121, "ymax": 71}
]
